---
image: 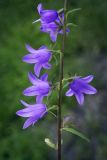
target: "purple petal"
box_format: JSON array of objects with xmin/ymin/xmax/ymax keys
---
[
  {"xmin": 22, "ymin": 54, "xmax": 38, "ymax": 64},
  {"xmin": 43, "ymin": 63, "xmax": 51, "ymax": 69},
  {"xmin": 40, "ymin": 73, "xmax": 48, "ymax": 81},
  {"xmin": 20, "ymin": 100, "xmax": 32, "ymax": 107},
  {"xmin": 37, "ymin": 3, "xmax": 43, "ymax": 15},
  {"xmin": 20, "ymin": 100, "xmax": 30, "ymax": 107},
  {"xmin": 66, "ymin": 28, "xmax": 70, "ymax": 33},
  {"xmin": 25, "ymin": 44, "xmax": 37, "ymax": 54},
  {"xmin": 58, "ymin": 29, "xmax": 63, "ymax": 34},
  {"xmin": 81, "ymin": 84, "xmax": 97, "ymax": 95},
  {"xmin": 23, "ymin": 117, "xmax": 38, "ymax": 129},
  {"xmin": 20, "ymin": 100, "xmax": 43, "ymax": 108},
  {"xmin": 40, "ymin": 25, "xmax": 48, "ymax": 33},
  {"xmin": 41, "ymin": 10, "xmax": 58, "ymax": 23},
  {"xmin": 82, "ymin": 75, "xmax": 94, "ymax": 83},
  {"xmin": 75, "ymin": 92, "xmax": 84, "ymax": 105},
  {"xmin": 66, "ymin": 89, "xmax": 74, "ymax": 96},
  {"xmin": 16, "ymin": 104, "xmax": 46, "ymax": 118},
  {"xmin": 36, "ymin": 95, "xmax": 44, "ymax": 103},
  {"xmin": 39, "ymin": 45, "xmax": 47, "ymax": 50},
  {"xmin": 50, "ymin": 31, "xmax": 58, "ymax": 42},
  {"xmin": 23, "ymin": 83, "xmax": 50, "ymax": 96},
  {"xmin": 34, "ymin": 63, "xmax": 42, "ymax": 77},
  {"xmin": 23, "ymin": 86, "xmax": 39, "ymax": 96},
  {"xmin": 59, "ymin": 28, "xmax": 70, "ymax": 34},
  {"xmin": 16, "ymin": 107, "xmax": 38, "ymax": 117},
  {"xmin": 28, "ymin": 72, "xmax": 39, "ymax": 85}
]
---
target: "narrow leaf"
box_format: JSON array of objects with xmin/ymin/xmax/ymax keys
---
[
  {"xmin": 48, "ymin": 105, "xmax": 57, "ymax": 111},
  {"xmin": 66, "ymin": 8, "xmax": 81, "ymax": 18},
  {"xmin": 62, "ymin": 127, "xmax": 90, "ymax": 142},
  {"xmin": 53, "ymin": 55, "xmax": 58, "ymax": 66},
  {"xmin": 49, "ymin": 111, "xmax": 57, "ymax": 118},
  {"xmin": 44, "ymin": 138, "xmax": 57, "ymax": 150},
  {"xmin": 67, "ymin": 23, "xmax": 77, "ymax": 27}
]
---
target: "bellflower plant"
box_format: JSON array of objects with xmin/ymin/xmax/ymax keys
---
[{"xmin": 16, "ymin": 1, "xmax": 97, "ymax": 160}]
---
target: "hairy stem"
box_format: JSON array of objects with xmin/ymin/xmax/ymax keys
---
[{"xmin": 57, "ymin": 0, "xmax": 67, "ymax": 160}]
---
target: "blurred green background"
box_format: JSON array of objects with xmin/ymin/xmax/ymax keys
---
[{"xmin": 0, "ymin": 0, "xmax": 107, "ymax": 159}]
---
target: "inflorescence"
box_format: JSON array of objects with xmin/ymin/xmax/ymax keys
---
[{"xmin": 16, "ymin": 3, "xmax": 97, "ymax": 129}]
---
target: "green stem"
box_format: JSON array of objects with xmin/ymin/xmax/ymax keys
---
[
  {"xmin": 62, "ymin": 75, "xmax": 77, "ymax": 82},
  {"xmin": 57, "ymin": 0, "xmax": 67, "ymax": 160}
]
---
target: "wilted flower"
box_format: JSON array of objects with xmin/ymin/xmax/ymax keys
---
[
  {"xmin": 40, "ymin": 13, "xmax": 70, "ymax": 42},
  {"xmin": 23, "ymin": 73, "xmax": 51, "ymax": 103},
  {"xmin": 33, "ymin": 3, "xmax": 58, "ymax": 24},
  {"xmin": 65, "ymin": 75, "xmax": 97, "ymax": 105},
  {"xmin": 23, "ymin": 44, "xmax": 52, "ymax": 76},
  {"xmin": 16, "ymin": 100, "xmax": 47, "ymax": 129}
]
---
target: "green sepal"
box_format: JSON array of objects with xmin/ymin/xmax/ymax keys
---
[
  {"xmin": 61, "ymin": 127, "xmax": 90, "ymax": 142},
  {"xmin": 58, "ymin": 8, "xmax": 64, "ymax": 14},
  {"xmin": 49, "ymin": 111, "xmax": 57, "ymax": 118},
  {"xmin": 63, "ymin": 82, "xmax": 69, "ymax": 89},
  {"xmin": 48, "ymin": 105, "xmax": 57, "ymax": 111}
]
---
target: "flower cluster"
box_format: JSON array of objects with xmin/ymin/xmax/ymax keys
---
[
  {"xmin": 33, "ymin": 3, "xmax": 70, "ymax": 42},
  {"xmin": 16, "ymin": 46, "xmax": 51, "ymax": 129},
  {"xmin": 16, "ymin": 3, "xmax": 70, "ymax": 129},
  {"xmin": 16, "ymin": 3, "xmax": 97, "ymax": 129}
]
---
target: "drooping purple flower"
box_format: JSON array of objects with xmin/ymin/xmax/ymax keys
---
[
  {"xmin": 40, "ymin": 13, "xmax": 70, "ymax": 42},
  {"xmin": 33, "ymin": 3, "xmax": 58, "ymax": 24},
  {"xmin": 65, "ymin": 75, "xmax": 97, "ymax": 105},
  {"xmin": 23, "ymin": 44, "xmax": 52, "ymax": 76},
  {"xmin": 23, "ymin": 73, "xmax": 51, "ymax": 103},
  {"xmin": 16, "ymin": 100, "xmax": 47, "ymax": 129}
]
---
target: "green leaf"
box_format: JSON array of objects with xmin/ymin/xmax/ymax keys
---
[
  {"xmin": 44, "ymin": 138, "xmax": 57, "ymax": 150},
  {"xmin": 61, "ymin": 127, "xmax": 90, "ymax": 142},
  {"xmin": 66, "ymin": 8, "xmax": 81, "ymax": 18}
]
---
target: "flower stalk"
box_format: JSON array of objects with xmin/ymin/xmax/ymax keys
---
[{"xmin": 57, "ymin": 0, "xmax": 67, "ymax": 160}]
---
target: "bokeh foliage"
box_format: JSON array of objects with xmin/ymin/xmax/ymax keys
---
[{"xmin": 0, "ymin": 0, "xmax": 107, "ymax": 159}]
